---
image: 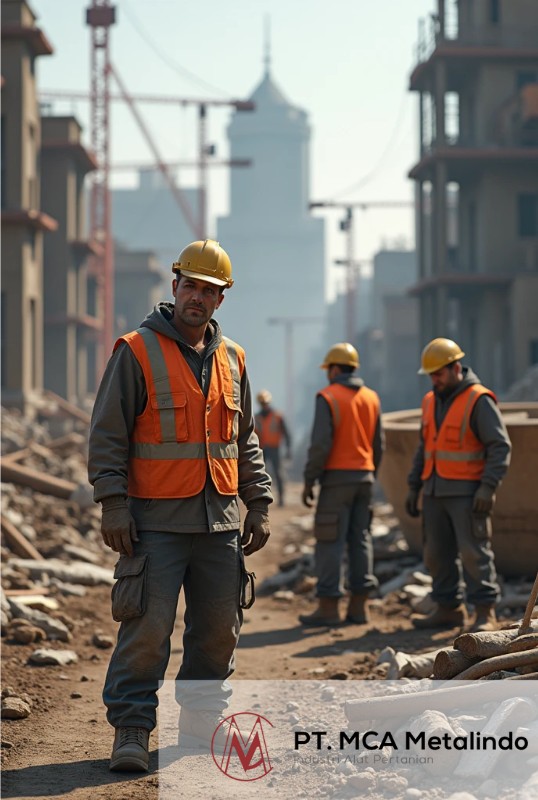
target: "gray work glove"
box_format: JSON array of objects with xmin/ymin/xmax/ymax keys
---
[
  {"xmin": 405, "ymin": 488, "xmax": 421, "ymax": 518},
  {"xmin": 472, "ymin": 484, "xmax": 495, "ymax": 515},
  {"xmin": 302, "ymin": 483, "xmax": 315, "ymax": 508},
  {"xmin": 100, "ymin": 495, "xmax": 139, "ymax": 557},
  {"xmin": 241, "ymin": 510, "xmax": 271, "ymax": 556}
]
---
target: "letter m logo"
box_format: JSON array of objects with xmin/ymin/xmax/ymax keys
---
[{"xmin": 212, "ymin": 712, "xmax": 273, "ymax": 782}]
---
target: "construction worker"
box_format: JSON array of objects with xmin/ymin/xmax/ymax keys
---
[
  {"xmin": 255, "ymin": 389, "xmax": 291, "ymax": 507},
  {"xmin": 299, "ymin": 343, "xmax": 384, "ymax": 627},
  {"xmin": 88, "ymin": 239, "xmax": 272, "ymax": 772},
  {"xmin": 406, "ymin": 338, "xmax": 511, "ymax": 632}
]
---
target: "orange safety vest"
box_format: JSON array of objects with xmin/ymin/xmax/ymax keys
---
[
  {"xmin": 319, "ymin": 383, "xmax": 380, "ymax": 472},
  {"xmin": 421, "ymin": 384, "xmax": 496, "ymax": 481},
  {"xmin": 255, "ymin": 410, "xmax": 283, "ymax": 448},
  {"xmin": 114, "ymin": 328, "xmax": 245, "ymax": 498}
]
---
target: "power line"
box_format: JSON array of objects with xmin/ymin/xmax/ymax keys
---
[{"xmin": 121, "ymin": 1, "xmax": 231, "ymax": 98}]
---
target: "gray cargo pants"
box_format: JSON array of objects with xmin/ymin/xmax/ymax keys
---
[
  {"xmin": 313, "ymin": 482, "xmax": 378, "ymax": 598},
  {"xmin": 422, "ymin": 495, "xmax": 500, "ymax": 607},
  {"xmin": 103, "ymin": 530, "xmax": 243, "ymax": 731}
]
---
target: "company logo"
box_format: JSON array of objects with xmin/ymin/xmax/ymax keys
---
[{"xmin": 211, "ymin": 712, "xmax": 273, "ymax": 782}]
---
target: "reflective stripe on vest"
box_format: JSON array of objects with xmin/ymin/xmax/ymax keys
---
[
  {"xmin": 319, "ymin": 383, "xmax": 380, "ymax": 472},
  {"xmin": 421, "ymin": 384, "xmax": 496, "ymax": 481},
  {"xmin": 255, "ymin": 410, "xmax": 283, "ymax": 447},
  {"xmin": 114, "ymin": 328, "xmax": 245, "ymax": 498}
]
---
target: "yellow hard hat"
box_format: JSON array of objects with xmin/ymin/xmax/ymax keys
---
[
  {"xmin": 172, "ymin": 239, "xmax": 233, "ymax": 288},
  {"xmin": 320, "ymin": 342, "xmax": 359, "ymax": 369},
  {"xmin": 257, "ymin": 389, "xmax": 272, "ymax": 404},
  {"xmin": 418, "ymin": 338, "xmax": 465, "ymax": 374}
]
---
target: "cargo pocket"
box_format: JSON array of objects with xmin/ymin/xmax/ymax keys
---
[
  {"xmin": 472, "ymin": 514, "xmax": 492, "ymax": 541},
  {"xmin": 111, "ymin": 553, "xmax": 149, "ymax": 622},
  {"xmin": 222, "ymin": 393, "xmax": 241, "ymax": 442},
  {"xmin": 150, "ymin": 392, "xmax": 188, "ymax": 442},
  {"xmin": 314, "ymin": 511, "xmax": 340, "ymax": 542}
]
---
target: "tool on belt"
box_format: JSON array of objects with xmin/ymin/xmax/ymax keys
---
[{"xmin": 240, "ymin": 569, "xmax": 256, "ymax": 609}]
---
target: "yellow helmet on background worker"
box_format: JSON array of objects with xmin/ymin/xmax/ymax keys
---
[
  {"xmin": 172, "ymin": 239, "xmax": 234, "ymax": 288},
  {"xmin": 320, "ymin": 342, "xmax": 359, "ymax": 369},
  {"xmin": 418, "ymin": 337, "xmax": 465, "ymax": 375},
  {"xmin": 257, "ymin": 389, "xmax": 272, "ymax": 404}
]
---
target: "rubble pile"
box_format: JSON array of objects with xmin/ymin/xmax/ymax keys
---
[{"xmin": 1, "ymin": 405, "xmax": 114, "ymax": 723}]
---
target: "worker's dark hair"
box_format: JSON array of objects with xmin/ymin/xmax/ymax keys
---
[{"xmin": 330, "ymin": 364, "xmax": 355, "ymax": 374}]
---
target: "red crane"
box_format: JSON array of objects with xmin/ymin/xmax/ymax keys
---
[{"xmin": 86, "ymin": 0, "xmax": 115, "ymax": 376}]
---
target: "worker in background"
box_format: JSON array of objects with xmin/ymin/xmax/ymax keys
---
[
  {"xmin": 299, "ymin": 343, "xmax": 384, "ymax": 628},
  {"xmin": 88, "ymin": 239, "xmax": 272, "ymax": 772},
  {"xmin": 255, "ymin": 389, "xmax": 291, "ymax": 507},
  {"xmin": 406, "ymin": 338, "xmax": 511, "ymax": 633}
]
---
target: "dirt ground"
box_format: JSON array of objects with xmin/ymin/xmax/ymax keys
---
[{"xmin": 1, "ymin": 484, "xmax": 477, "ymax": 800}]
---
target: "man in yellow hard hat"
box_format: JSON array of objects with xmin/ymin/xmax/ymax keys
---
[
  {"xmin": 299, "ymin": 343, "xmax": 384, "ymax": 628},
  {"xmin": 255, "ymin": 389, "xmax": 292, "ymax": 507},
  {"xmin": 406, "ymin": 338, "xmax": 511, "ymax": 632},
  {"xmin": 89, "ymin": 239, "xmax": 272, "ymax": 770}
]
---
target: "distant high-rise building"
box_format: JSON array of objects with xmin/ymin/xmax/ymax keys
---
[
  {"xmin": 217, "ymin": 58, "xmax": 325, "ymax": 428},
  {"xmin": 409, "ymin": 0, "xmax": 538, "ymax": 393}
]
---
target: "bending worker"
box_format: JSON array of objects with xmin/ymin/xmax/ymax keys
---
[
  {"xmin": 406, "ymin": 338, "xmax": 511, "ymax": 632},
  {"xmin": 300, "ymin": 343, "xmax": 384, "ymax": 628},
  {"xmin": 88, "ymin": 239, "xmax": 272, "ymax": 772},
  {"xmin": 255, "ymin": 389, "xmax": 291, "ymax": 507}
]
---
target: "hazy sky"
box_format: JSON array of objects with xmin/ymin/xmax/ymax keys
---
[{"xmin": 33, "ymin": 0, "xmax": 435, "ymax": 298}]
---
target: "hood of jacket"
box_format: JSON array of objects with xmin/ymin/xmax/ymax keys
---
[{"xmin": 330, "ymin": 373, "xmax": 364, "ymax": 391}]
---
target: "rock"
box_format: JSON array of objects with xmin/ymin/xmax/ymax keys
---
[
  {"xmin": 1, "ymin": 697, "xmax": 31, "ymax": 719},
  {"xmin": 286, "ymin": 701, "xmax": 299, "ymax": 712},
  {"xmin": 70, "ymin": 692, "xmax": 82, "ymax": 699},
  {"xmin": 347, "ymin": 772, "xmax": 376, "ymax": 791},
  {"xmin": 7, "ymin": 600, "xmax": 70, "ymax": 642},
  {"xmin": 91, "ymin": 632, "xmax": 114, "ymax": 649},
  {"xmin": 28, "ymin": 648, "xmax": 78, "ymax": 666},
  {"xmin": 1, "ymin": 740, "xmax": 14, "ymax": 749},
  {"xmin": 11, "ymin": 625, "xmax": 46, "ymax": 644},
  {"xmin": 273, "ymin": 590, "xmax": 295, "ymax": 602},
  {"xmin": 1, "ymin": 686, "xmax": 17, "ymax": 699},
  {"xmin": 379, "ymin": 775, "xmax": 409, "ymax": 794},
  {"xmin": 12, "ymin": 596, "xmax": 60, "ymax": 613},
  {"xmin": 49, "ymin": 579, "xmax": 87, "ymax": 597},
  {"xmin": 9, "ymin": 559, "xmax": 114, "ymax": 586}
]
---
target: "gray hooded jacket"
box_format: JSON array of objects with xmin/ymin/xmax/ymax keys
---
[{"xmin": 88, "ymin": 303, "xmax": 272, "ymax": 533}]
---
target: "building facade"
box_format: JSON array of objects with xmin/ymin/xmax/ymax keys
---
[
  {"xmin": 409, "ymin": 0, "xmax": 538, "ymax": 393},
  {"xmin": 1, "ymin": 0, "xmax": 56, "ymax": 412},
  {"xmin": 40, "ymin": 115, "xmax": 98, "ymax": 402}
]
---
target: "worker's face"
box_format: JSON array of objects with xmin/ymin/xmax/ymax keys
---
[
  {"xmin": 429, "ymin": 362, "xmax": 461, "ymax": 394},
  {"xmin": 172, "ymin": 275, "xmax": 224, "ymax": 328}
]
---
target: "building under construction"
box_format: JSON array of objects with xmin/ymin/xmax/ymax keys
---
[{"xmin": 409, "ymin": 0, "xmax": 538, "ymax": 393}]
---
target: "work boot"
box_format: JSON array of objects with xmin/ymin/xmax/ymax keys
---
[
  {"xmin": 346, "ymin": 594, "xmax": 370, "ymax": 625},
  {"xmin": 110, "ymin": 726, "xmax": 150, "ymax": 772},
  {"xmin": 470, "ymin": 604, "xmax": 497, "ymax": 632},
  {"xmin": 299, "ymin": 597, "xmax": 341, "ymax": 627},
  {"xmin": 411, "ymin": 603, "xmax": 468, "ymax": 630},
  {"xmin": 178, "ymin": 708, "xmax": 244, "ymax": 753}
]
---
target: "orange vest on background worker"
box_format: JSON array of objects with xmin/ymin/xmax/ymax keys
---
[
  {"xmin": 256, "ymin": 410, "xmax": 284, "ymax": 448},
  {"xmin": 114, "ymin": 328, "xmax": 244, "ymax": 498},
  {"xmin": 319, "ymin": 383, "xmax": 380, "ymax": 471},
  {"xmin": 421, "ymin": 384, "xmax": 496, "ymax": 481}
]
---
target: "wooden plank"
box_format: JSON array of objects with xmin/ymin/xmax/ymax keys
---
[
  {"xmin": 1, "ymin": 461, "xmax": 76, "ymax": 499},
  {"xmin": 43, "ymin": 390, "xmax": 91, "ymax": 425},
  {"xmin": 1, "ymin": 515, "xmax": 42, "ymax": 560}
]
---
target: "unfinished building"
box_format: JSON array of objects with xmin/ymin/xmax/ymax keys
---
[
  {"xmin": 1, "ymin": 0, "xmax": 56, "ymax": 413},
  {"xmin": 409, "ymin": 0, "xmax": 538, "ymax": 392}
]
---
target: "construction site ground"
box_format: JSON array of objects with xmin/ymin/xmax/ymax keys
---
[{"xmin": 0, "ymin": 483, "xmax": 523, "ymax": 800}]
